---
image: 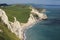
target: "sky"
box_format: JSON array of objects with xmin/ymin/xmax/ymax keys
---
[{"xmin": 0, "ymin": 0, "xmax": 60, "ymax": 5}]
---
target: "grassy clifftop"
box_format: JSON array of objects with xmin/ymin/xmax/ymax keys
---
[
  {"xmin": 0, "ymin": 4, "xmax": 45, "ymax": 40},
  {"xmin": 0, "ymin": 4, "xmax": 31, "ymax": 23},
  {"xmin": 0, "ymin": 4, "xmax": 31, "ymax": 40}
]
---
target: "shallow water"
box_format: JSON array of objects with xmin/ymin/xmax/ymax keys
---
[{"xmin": 25, "ymin": 6, "xmax": 60, "ymax": 40}]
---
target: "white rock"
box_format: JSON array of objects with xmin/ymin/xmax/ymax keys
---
[
  {"xmin": 0, "ymin": 29, "xmax": 3, "ymax": 32},
  {"xmin": 0, "ymin": 9, "xmax": 13, "ymax": 32},
  {"xmin": 30, "ymin": 7, "xmax": 47, "ymax": 20}
]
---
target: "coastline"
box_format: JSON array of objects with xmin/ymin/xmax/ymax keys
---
[
  {"xmin": 23, "ymin": 19, "xmax": 42, "ymax": 40},
  {"xmin": 0, "ymin": 7, "xmax": 47, "ymax": 40},
  {"xmin": 20, "ymin": 7, "xmax": 47, "ymax": 40}
]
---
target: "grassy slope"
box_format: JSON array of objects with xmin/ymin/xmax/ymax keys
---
[
  {"xmin": 0, "ymin": 5, "xmax": 31, "ymax": 23},
  {"xmin": 0, "ymin": 5, "xmax": 31, "ymax": 40}
]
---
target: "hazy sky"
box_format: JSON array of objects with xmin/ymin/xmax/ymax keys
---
[{"xmin": 0, "ymin": 0, "xmax": 60, "ymax": 5}]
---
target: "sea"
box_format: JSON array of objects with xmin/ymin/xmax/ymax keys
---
[{"xmin": 25, "ymin": 5, "xmax": 60, "ymax": 40}]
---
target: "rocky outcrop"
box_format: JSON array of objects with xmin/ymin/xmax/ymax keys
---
[
  {"xmin": 0, "ymin": 7, "xmax": 47, "ymax": 40},
  {"xmin": 10, "ymin": 17, "xmax": 25, "ymax": 40},
  {"xmin": 30, "ymin": 7, "xmax": 47, "ymax": 20}
]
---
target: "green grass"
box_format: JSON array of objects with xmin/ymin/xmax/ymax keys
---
[{"xmin": 0, "ymin": 5, "xmax": 31, "ymax": 23}]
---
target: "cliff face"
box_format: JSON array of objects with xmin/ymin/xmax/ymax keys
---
[
  {"xmin": 0, "ymin": 9, "xmax": 13, "ymax": 32},
  {"xmin": 30, "ymin": 7, "xmax": 47, "ymax": 20},
  {"xmin": 0, "ymin": 7, "xmax": 47, "ymax": 40}
]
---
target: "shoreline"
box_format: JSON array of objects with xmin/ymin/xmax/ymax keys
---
[
  {"xmin": 23, "ymin": 21, "xmax": 41, "ymax": 40},
  {"xmin": 21, "ymin": 7, "xmax": 47, "ymax": 40},
  {"xmin": 23, "ymin": 19, "xmax": 43, "ymax": 40}
]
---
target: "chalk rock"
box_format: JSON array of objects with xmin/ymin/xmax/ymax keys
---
[
  {"xmin": 30, "ymin": 7, "xmax": 47, "ymax": 20},
  {"xmin": 0, "ymin": 9, "xmax": 13, "ymax": 32},
  {"xmin": 10, "ymin": 17, "xmax": 23, "ymax": 39}
]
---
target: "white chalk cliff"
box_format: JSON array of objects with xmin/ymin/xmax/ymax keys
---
[{"xmin": 0, "ymin": 7, "xmax": 47, "ymax": 40}]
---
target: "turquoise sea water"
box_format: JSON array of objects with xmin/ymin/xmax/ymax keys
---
[{"xmin": 26, "ymin": 6, "xmax": 60, "ymax": 40}]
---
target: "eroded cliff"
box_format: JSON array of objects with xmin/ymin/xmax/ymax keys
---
[{"xmin": 0, "ymin": 7, "xmax": 47, "ymax": 40}]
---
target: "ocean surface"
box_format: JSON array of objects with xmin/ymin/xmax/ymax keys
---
[{"xmin": 25, "ymin": 5, "xmax": 60, "ymax": 40}]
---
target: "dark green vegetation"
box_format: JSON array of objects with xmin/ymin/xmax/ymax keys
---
[
  {"xmin": 0, "ymin": 18, "xmax": 20, "ymax": 40},
  {"xmin": 0, "ymin": 4, "xmax": 31, "ymax": 23}
]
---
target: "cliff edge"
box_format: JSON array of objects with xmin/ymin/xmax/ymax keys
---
[{"xmin": 0, "ymin": 7, "xmax": 47, "ymax": 40}]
